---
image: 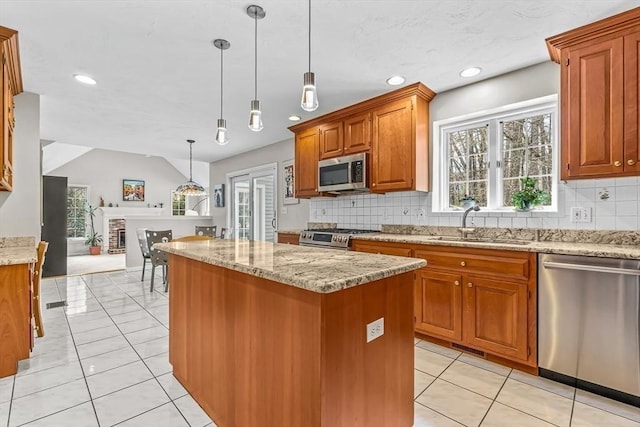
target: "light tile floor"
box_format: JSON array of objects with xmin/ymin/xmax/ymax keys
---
[{"xmin": 1, "ymin": 270, "xmax": 638, "ymax": 426}]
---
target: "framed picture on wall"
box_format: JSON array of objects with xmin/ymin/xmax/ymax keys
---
[
  {"xmin": 213, "ymin": 183, "xmax": 225, "ymax": 207},
  {"xmin": 282, "ymin": 159, "xmax": 298, "ymax": 205},
  {"xmin": 123, "ymin": 179, "xmax": 145, "ymax": 201}
]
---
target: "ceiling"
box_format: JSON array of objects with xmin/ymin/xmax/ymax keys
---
[{"xmin": 2, "ymin": 1, "xmax": 634, "ymax": 163}]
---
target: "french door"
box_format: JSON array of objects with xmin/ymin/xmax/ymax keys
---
[{"xmin": 228, "ymin": 164, "xmax": 276, "ymax": 242}]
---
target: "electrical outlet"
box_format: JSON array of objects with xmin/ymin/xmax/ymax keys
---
[
  {"xmin": 281, "ymin": 207, "xmax": 288, "ymax": 215},
  {"xmin": 416, "ymin": 209, "xmax": 425, "ymax": 217},
  {"xmin": 351, "ymin": 200, "xmax": 357, "ymax": 208},
  {"xmin": 366, "ymin": 317, "xmax": 384, "ymax": 343},
  {"xmin": 321, "ymin": 208, "xmax": 326, "ymax": 216},
  {"xmin": 570, "ymin": 207, "xmax": 592, "ymax": 222},
  {"xmin": 402, "ymin": 207, "xmax": 410, "ymax": 216},
  {"xmin": 383, "ymin": 208, "xmax": 389, "ymax": 219}
]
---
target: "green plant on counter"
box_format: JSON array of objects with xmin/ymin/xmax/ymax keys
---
[{"xmin": 511, "ymin": 177, "xmax": 550, "ymax": 211}]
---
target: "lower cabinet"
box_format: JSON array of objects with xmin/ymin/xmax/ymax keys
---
[
  {"xmin": 353, "ymin": 239, "xmax": 537, "ymax": 368},
  {"xmin": 277, "ymin": 233, "xmax": 299, "ymax": 245}
]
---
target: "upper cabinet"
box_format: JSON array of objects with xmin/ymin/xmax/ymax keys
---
[
  {"xmin": 289, "ymin": 83, "xmax": 435, "ymax": 197},
  {"xmin": 0, "ymin": 26, "xmax": 23, "ymax": 192},
  {"xmin": 546, "ymin": 7, "xmax": 640, "ymax": 180}
]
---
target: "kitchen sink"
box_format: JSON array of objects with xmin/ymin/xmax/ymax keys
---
[{"xmin": 423, "ymin": 236, "xmax": 531, "ymax": 246}]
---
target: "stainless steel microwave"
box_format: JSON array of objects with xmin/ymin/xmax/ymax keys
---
[{"xmin": 318, "ymin": 152, "xmax": 367, "ymax": 193}]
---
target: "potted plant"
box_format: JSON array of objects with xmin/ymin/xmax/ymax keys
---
[
  {"xmin": 85, "ymin": 204, "xmax": 103, "ymax": 255},
  {"xmin": 511, "ymin": 177, "xmax": 550, "ymax": 211}
]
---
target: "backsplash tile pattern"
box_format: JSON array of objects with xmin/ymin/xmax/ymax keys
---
[{"xmin": 309, "ymin": 177, "xmax": 639, "ymax": 231}]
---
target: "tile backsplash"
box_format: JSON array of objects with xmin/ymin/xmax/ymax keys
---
[{"xmin": 309, "ymin": 177, "xmax": 640, "ymax": 231}]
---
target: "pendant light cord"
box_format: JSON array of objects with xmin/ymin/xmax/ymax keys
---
[
  {"xmin": 220, "ymin": 47, "xmax": 224, "ymax": 118},
  {"xmin": 254, "ymin": 12, "xmax": 258, "ymax": 99},
  {"xmin": 308, "ymin": 0, "xmax": 311, "ymax": 73},
  {"xmin": 189, "ymin": 141, "xmax": 193, "ymax": 181}
]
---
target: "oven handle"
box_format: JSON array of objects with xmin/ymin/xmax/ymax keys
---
[
  {"xmin": 299, "ymin": 242, "xmax": 349, "ymax": 251},
  {"xmin": 542, "ymin": 260, "xmax": 640, "ymax": 276}
]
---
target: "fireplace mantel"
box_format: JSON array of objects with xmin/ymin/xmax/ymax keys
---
[{"xmin": 100, "ymin": 207, "xmax": 165, "ymax": 251}]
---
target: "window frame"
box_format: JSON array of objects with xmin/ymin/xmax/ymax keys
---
[
  {"xmin": 432, "ymin": 94, "xmax": 558, "ymax": 213},
  {"xmin": 67, "ymin": 185, "xmax": 89, "ymax": 238}
]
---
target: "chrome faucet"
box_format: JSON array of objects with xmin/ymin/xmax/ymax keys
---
[{"xmin": 460, "ymin": 205, "xmax": 480, "ymax": 238}]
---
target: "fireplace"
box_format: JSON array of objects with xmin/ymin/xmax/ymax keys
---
[
  {"xmin": 108, "ymin": 218, "xmax": 126, "ymax": 254},
  {"xmin": 117, "ymin": 229, "xmax": 126, "ymax": 249}
]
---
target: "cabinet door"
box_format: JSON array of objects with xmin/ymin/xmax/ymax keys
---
[
  {"xmin": 463, "ymin": 275, "xmax": 528, "ymax": 362},
  {"xmin": 563, "ymin": 37, "xmax": 624, "ymax": 179},
  {"xmin": 625, "ymin": 31, "xmax": 640, "ymax": 173},
  {"xmin": 371, "ymin": 98, "xmax": 414, "ymax": 191},
  {"xmin": 343, "ymin": 112, "xmax": 371, "ymax": 155},
  {"xmin": 319, "ymin": 121, "xmax": 344, "ymax": 160},
  {"xmin": 0, "ymin": 50, "xmax": 11, "ymax": 191},
  {"xmin": 415, "ymin": 269, "xmax": 462, "ymax": 341},
  {"xmin": 294, "ymin": 128, "xmax": 320, "ymax": 197}
]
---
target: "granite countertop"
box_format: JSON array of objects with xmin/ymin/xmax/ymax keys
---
[
  {"xmin": 0, "ymin": 236, "xmax": 37, "ymax": 265},
  {"xmin": 351, "ymin": 233, "xmax": 640, "ymax": 259},
  {"xmin": 277, "ymin": 225, "xmax": 640, "ymax": 259},
  {"xmin": 154, "ymin": 239, "xmax": 425, "ymax": 293}
]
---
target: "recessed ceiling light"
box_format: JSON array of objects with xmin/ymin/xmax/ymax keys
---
[
  {"xmin": 386, "ymin": 75, "xmax": 405, "ymax": 86},
  {"xmin": 288, "ymin": 115, "xmax": 301, "ymax": 121},
  {"xmin": 73, "ymin": 74, "xmax": 97, "ymax": 85},
  {"xmin": 459, "ymin": 67, "xmax": 482, "ymax": 78}
]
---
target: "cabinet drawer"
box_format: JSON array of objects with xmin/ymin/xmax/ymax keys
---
[
  {"xmin": 352, "ymin": 240, "xmax": 412, "ymax": 257},
  {"xmin": 414, "ymin": 248, "xmax": 530, "ymax": 281}
]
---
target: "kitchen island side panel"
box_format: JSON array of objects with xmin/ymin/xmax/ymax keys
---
[{"xmin": 168, "ymin": 253, "xmax": 414, "ymax": 427}]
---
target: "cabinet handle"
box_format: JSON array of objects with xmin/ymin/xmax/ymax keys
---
[
  {"xmin": 628, "ymin": 159, "xmax": 636, "ymax": 166},
  {"xmin": 460, "ymin": 261, "xmax": 466, "ymax": 267},
  {"xmin": 614, "ymin": 161, "xmax": 622, "ymax": 167},
  {"xmin": 372, "ymin": 183, "xmax": 376, "ymax": 187},
  {"xmin": 467, "ymin": 282, "xmax": 473, "ymax": 288},
  {"xmin": 454, "ymin": 280, "xmax": 460, "ymax": 286}
]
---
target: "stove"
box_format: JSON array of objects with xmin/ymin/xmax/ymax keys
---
[{"xmin": 298, "ymin": 228, "xmax": 379, "ymax": 250}]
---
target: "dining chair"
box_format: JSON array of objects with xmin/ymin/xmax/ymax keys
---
[
  {"xmin": 195, "ymin": 225, "xmax": 216, "ymax": 237},
  {"xmin": 145, "ymin": 229, "xmax": 172, "ymax": 292},
  {"xmin": 136, "ymin": 228, "xmax": 151, "ymax": 281},
  {"xmin": 173, "ymin": 235, "xmax": 212, "ymax": 242},
  {"xmin": 33, "ymin": 241, "xmax": 49, "ymax": 338}
]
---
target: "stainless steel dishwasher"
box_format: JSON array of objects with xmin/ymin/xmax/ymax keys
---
[{"xmin": 538, "ymin": 253, "xmax": 640, "ymax": 407}]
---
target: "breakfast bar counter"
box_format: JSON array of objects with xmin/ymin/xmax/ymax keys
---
[{"xmin": 155, "ymin": 239, "xmax": 425, "ymax": 427}]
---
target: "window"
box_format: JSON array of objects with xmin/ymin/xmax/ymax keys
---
[
  {"xmin": 67, "ymin": 186, "xmax": 88, "ymax": 238},
  {"xmin": 433, "ymin": 95, "xmax": 557, "ymax": 212},
  {"xmin": 172, "ymin": 193, "xmax": 186, "ymax": 216}
]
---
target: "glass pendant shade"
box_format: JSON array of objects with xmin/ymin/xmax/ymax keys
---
[
  {"xmin": 175, "ymin": 140, "xmax": 207, "ymax": 196},
  {"xmin": 301, "ymin": 72, "xmax": 318, "ymax": 111},
  {"xmin": 248, "ymin": 99, "xmax": 263, "ymax": 131},
  {"xmin": 216, "ymin": 118, "xmax": 229, "ymax": 146}
]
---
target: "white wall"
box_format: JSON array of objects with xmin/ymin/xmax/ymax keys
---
[
  {"xmin": 309, "ymin": 61, "xmax": 640, "ymax": 231},
  {"xmin": 209, "ymin": 138, "xmax": 309, "ymax": 231},
  {"xmin": 0, "ymin": 92, "xmax": 41, "ymax": 239},
  {"xmin": 49, "ymin": 148, "xmax": 195, "ymax": 239}
]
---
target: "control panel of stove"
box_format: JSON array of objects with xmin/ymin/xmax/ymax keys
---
[{"xmin": 298, "ymin": 229, "xmax": 379, "ymax": 250}]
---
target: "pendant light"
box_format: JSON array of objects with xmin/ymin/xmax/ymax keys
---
[
  {"xmin": 213, "ymin": 39, "xmax": 230, "ymax": 145},
  {"xmin": 247, "ymin": 5, "xmax": 265, "ymax": 132},
  {"xmin": 175, "ymin": 140, "xmax": 207, "ymax": 196},
  {"xmin": 301, "ymin": 0, "xmax": 318, "ymax": 112}
]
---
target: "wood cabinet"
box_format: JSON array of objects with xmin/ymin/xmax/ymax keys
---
[
  {"xmin": 290, "ymin": 83, "xmax": 435, "ymax": 197},
  {"xmin": 0, "ymin": 26, "xmax": 22, "ymax": 192},
  {"xmin": 277, "ymin": 232, "xmax": 299, "ymax": 245},
  {"xmin": 0, "ymin": 262, "xmax": 33, "ymax": 377},
  {"xmin": 352, "ymin": 239, "xmax": 537, "ymax": 368},
  {"xmin": 294, "ymin": 127, "xmax": 320, "ymax": 197},
  {"xmin": 546, "ymin": 8, "xmax": 640, "ymax": 179},
  {"xmin": 318, "ymin": 113, "xmax": 372, "ymax": 160}
]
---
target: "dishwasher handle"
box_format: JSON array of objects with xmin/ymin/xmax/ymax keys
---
[{"xmin": 542, "ymin": 260, "xmax": 640, "ymax": 276}]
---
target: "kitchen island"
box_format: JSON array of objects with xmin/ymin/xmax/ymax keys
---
[{"xmin": 154, "ymin": 239, "xmax": 425, "ymax": 427}]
